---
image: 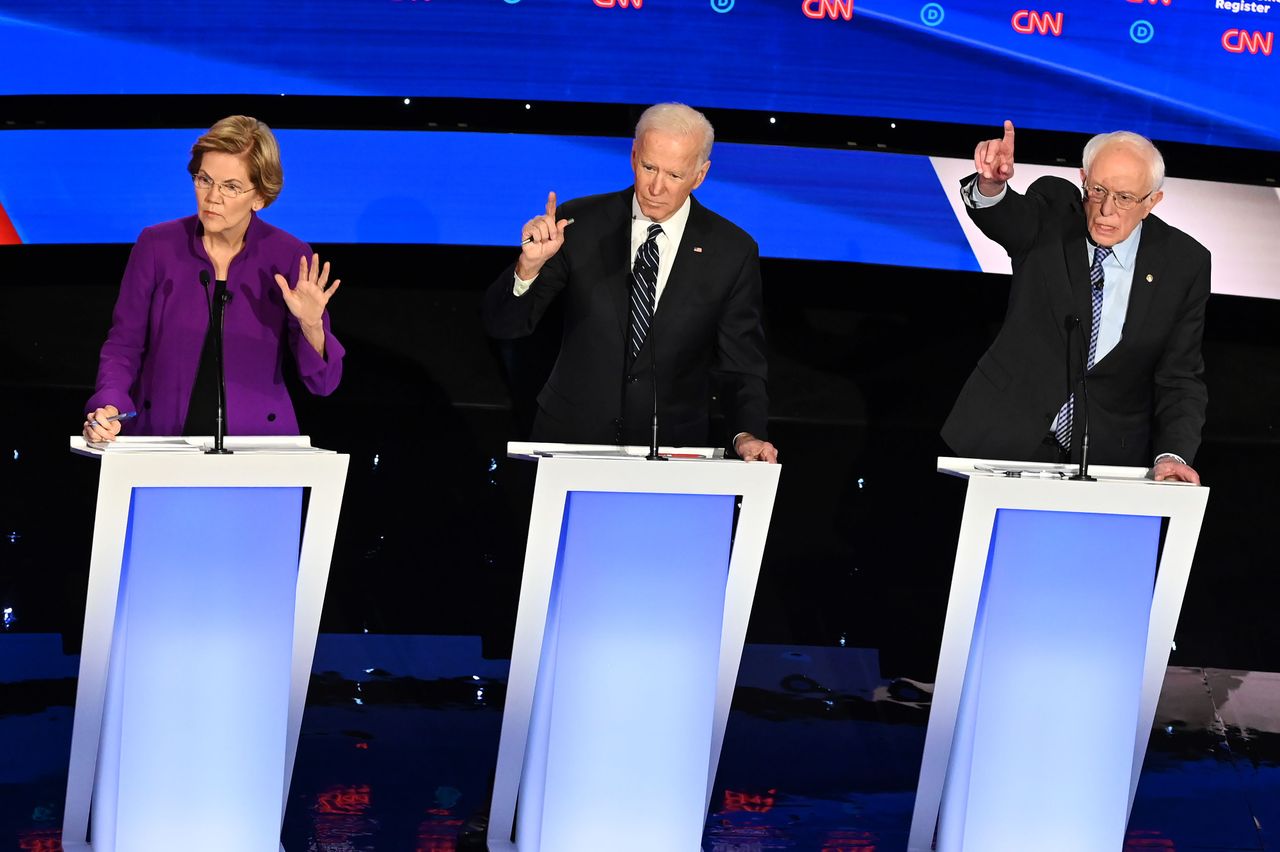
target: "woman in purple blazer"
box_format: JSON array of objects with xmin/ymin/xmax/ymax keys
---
[{"xmin": 82, "ymin": 115, "xmax": 344, "ymax": 441}]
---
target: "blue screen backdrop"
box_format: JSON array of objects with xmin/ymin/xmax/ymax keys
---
[
  {"xmin": 0, "ymin": 128, "xmax": 980, "ymax": 269},
  {"xmin": 1, "ymin": 0, "xmax": 1276, "ymax": 150}
]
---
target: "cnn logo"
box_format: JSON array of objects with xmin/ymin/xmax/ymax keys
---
[
  {"xmin": 1222, "ymin": 28, "xmax": 1273, "ymax": 54},
  {"xmin": 802, "ymin": 0, "xmax": 854, "ymax": 20},
  {"xmin": 1012, "ymin": 10, "xmax": 1063, "ymax": 35},
  {"xmin": 593, "ymin": 0, "xmax": 643, "ymax": 7}
]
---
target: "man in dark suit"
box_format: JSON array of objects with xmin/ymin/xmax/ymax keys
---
[
  {"xmin": 942, "ymin": 121, "xmax": 1208, "ymax": 484},
  {"xmin": 484, "ymin": 103, "xmax": 778, "ymax": 462}
]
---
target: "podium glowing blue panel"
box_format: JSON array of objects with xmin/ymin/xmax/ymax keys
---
[
  {"xmin": 93, "ymin": 487, "xmax": 301, "ymax": 852},
  {"xmin": 939, "ymin": 508, "xmax": 1162, "ymax": 852},
  {"xmin": 517, "ymin": 490, "xmax": 734, "ymax": 851}
]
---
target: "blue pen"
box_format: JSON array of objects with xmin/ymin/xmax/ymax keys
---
[{"xmin": 87, "ymin": 411, "xmax": 138, "ymax": 429}]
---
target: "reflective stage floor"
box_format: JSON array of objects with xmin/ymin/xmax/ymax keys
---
[{"xmin": 3, "ymin": 632, "xmax": 1278, "ymax": 851}]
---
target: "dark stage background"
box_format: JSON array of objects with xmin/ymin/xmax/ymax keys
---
[{"xmin": 3, "ymin": 229, "xmax": 1279, "ymax": 673}]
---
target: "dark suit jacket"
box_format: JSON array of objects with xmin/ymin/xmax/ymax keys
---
[
  {"xmin": 484, "ymin": 188, "xmax": 768, "ymax": 448},
  {"xmin": 942, "ymin": 175, "xmax": 1210, "ymax": 466}
]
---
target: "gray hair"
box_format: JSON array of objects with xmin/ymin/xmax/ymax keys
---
[
  {"xmin": 635, "ymin": 103, "xmax": 715, "ymax": 165},
  {"xmin": 1082, "ymin": 130, "xmax": 1165, "ymax": 193}
]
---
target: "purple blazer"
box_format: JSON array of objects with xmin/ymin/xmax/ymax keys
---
[{"xmin": 86, "ymin": 213, "xmax": 344, "ymax": 436}]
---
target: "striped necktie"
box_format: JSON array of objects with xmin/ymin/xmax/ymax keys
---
[
  {"xmin": 629, "ymin": 223, "xmax": 663, "ymax": 362},
  {"xmin": 1054, "ymin": 244, "xmax": 1113, "ymax": 451}
]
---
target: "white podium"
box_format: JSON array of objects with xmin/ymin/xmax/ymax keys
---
[
  {"xmin": 62, "ymin": 436, "xmax": 349, "ymax": 852},
  {"xmin": 487, "ymin": 443, "xmax": 781, "ymax": 852},
  {"xmin": 909, "ymin": 458, "xmax": 1210, "ymax": 852}
]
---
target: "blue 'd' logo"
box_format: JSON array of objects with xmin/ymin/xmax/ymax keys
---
[
  {"xmin": 1130, "ymin": 19, "xmax": 1155, "ymax": 44},
  {"xmin": 921, "ymin": 3, "xmax": 944, "ymax": 26},
  {"xmin": 711, "ymin": 0, "xmax": 734, "ymax": 12}
]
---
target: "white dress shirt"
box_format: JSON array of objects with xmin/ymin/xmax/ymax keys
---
[{"xmin": 628, "ymin": 194, "xmax": 691, "ymax": 306}]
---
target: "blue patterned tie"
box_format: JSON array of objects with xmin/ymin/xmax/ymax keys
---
[
  {"xmin": 629, "ymin": 223, "xmax": 662, "ymax": 362},
  {"xmin": 1054, "ymin": 244, "xmax": 1112, "ymax": 451}
]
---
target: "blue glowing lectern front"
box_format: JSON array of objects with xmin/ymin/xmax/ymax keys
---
[
  {"xmin": 487, "ymin": 443, "xmax": 781, "ymax": 852},
  {"xmin": 63, "ymin": 436, "xmax": 349, "ymax": 852},
  {"xmin": 908, "ymin": 458, "xmax": 1210, "ymax": 852}
]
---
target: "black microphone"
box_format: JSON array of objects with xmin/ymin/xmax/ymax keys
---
[
  {"xmin": 199, "ymin": 269, "xmax": 232, "ymax": 455},
  {"xmin": 1064, "ymin": 315, "xmax": 1095, "ymax": 481}
]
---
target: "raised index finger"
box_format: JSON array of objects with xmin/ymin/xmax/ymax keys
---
[
  {"xmin": 545, "ymin": 191, "xmax": 558, "ymax": 219},
  {"xmin": 1002, "ymin": 120, "xmax": 1015, "ymax": 148}
]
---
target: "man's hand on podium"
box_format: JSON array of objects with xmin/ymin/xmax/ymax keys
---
[
  {"xmin": 1152, "ymin": 458, "xmax": 1200, "ymax": 484},
  {"xmin": 734, "ymin": 433, "xmax": 779, "ymax": 463}
]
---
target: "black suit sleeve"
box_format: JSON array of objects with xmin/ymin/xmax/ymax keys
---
[
  {"xmin": 962, "ymin": 173, "xmax": 1071, "ymax": 259},
  {"xmin": 712, "ymin": 241, "xmax": 769, "ymax": 443},
  {"xmin": 1152, "ymin": 249, "xmax": 1210, "ymax": 464}
]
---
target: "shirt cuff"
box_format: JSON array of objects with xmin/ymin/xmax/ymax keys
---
[
  {"xmin": 1154, "ymin": 453, "xmax": 1186, "ymax": 466},
  {"xmin": 962, "ymin": 176, "xmax": 1007, "ymax": 209},
  {"xmin": 512, "ymin": 272, "xmax": 536, "ymax": 297}
]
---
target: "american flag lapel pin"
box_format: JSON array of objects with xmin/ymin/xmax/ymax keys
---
[{"xmin": 693, "ymin": 246, "xmax": 703, "ymax": 253}]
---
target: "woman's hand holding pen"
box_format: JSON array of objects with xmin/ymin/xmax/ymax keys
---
[{"xmin": 82, "ymin": 405, "xmax": 136, "ymax": 442}]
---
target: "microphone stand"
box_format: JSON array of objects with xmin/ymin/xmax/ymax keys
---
[
  {"xmin": 627, "ymin": 245, "xmax": 664, "ymax": 461},
  {"xmin": 1066, "ymin": 315, "xmax": 1094, "ymax": 481},
  {"xmin": 645, "ymin": 326, "xmax": 664, "ymax": 461},
  {"xmin": 200, "ymin": 270, "xmax": 233, "ymax": 455}
]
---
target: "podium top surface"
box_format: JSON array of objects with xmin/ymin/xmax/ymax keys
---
[
  {"xmin": 70, "ymin": 435, "xmax": 336, "ymax": 458},
  {"xmin": 507, "ymin": 441, "xmax": 727, "ymax": 462},
  {"xmin": 67, "ymin": 436, "xmax": 349, "ymax": 489},
  {"xmin": 937, "ymin": 456, "xmax": 1196, "ymax": 486},
  {"xmin": 506, "ymin": 442, "xmax": 779, "ymax": 495}
]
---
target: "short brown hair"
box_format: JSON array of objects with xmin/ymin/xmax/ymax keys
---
[{"xmin": 187, "ymin": 115, "xmax": 284, "ymax": 207}]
